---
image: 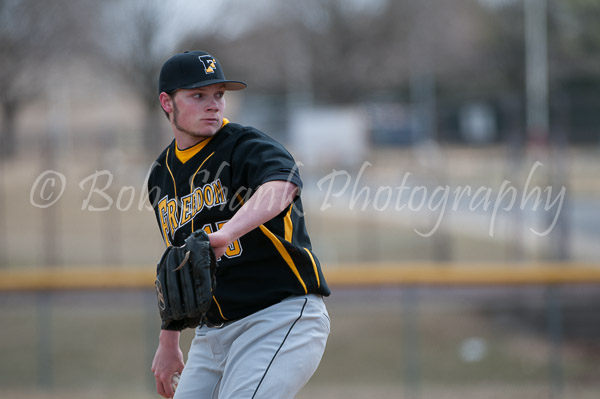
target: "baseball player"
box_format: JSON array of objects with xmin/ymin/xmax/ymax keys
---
[{"xmin": 147, "ymin": 50, "xmax": 331, "ymax": 399}]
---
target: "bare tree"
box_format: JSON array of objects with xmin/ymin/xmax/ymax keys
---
[
  {"xmin": 548, "ymin": 0, "xmax": 600, "ymax": 83},
  {"xmin": 182, "ymin": 0, "xmax": 489, "ymax": 104},
  {"xmin": 148, "ymin": 0, "xmax": 600, "ymax": 144},
  {"xmin": 0, "ymin": 0, "xmax": 95, "ymax": 157},
  {"xmin": 92, "ymin": 0, "xmax": 235, "ymax": 156},
  {"xmin": 89, "ymin": 0, "xmax": 169, "ymax": 156}
]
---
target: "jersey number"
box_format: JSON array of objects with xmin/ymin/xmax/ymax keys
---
[{"xmin": 201, "ymin": 222, "xmax": 243, "ymax": 259}]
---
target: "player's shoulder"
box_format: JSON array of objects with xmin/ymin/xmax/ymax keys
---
[
  {"xmin": 148, "ymin": 140, "xmax": 175, "ymax": 180},
  {"xmin": 152, "ymin": 139, "xmax": 175, "ymax": 162},
  {"xmin": 219, "ymin": 122, "xmax": 283, "ymax": 150}
]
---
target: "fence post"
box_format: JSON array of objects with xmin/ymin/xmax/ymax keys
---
[
  {"xmin": 36, "ymin": 291, "xmax": 54, "ymax": 389},
  {"xmin": 402, "ymin": 287, "xmax": 421, "ymax": 399},
  {"xmin": 546, "ymin": 285, "xmax": 564, "ymax": 399}
]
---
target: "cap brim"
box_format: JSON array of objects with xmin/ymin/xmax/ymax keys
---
[{"xmin": 181, "ymin": 79, "xmax": 247, "ymax": 91}]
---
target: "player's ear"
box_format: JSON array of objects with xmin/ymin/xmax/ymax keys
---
[{"xmin": 159, "ymin": 92, "xmax": 174, "ymax": 114}]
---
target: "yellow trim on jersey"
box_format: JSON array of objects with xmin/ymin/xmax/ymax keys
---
[
  {"xmin": 236, "ymin": 194, "xmax": 245, "ymax": 205},
  {"xmin": 191, "ymin": 152, "xmax": 215, "ymax": 187},
  {"xmin": 162, "ymin": 148, "xmax": 178, "ymax": 246},
  {"xmin": 175, "ymin": 137, "xmax": 213, "ymax": 164},
  {"xmin": 303, "ymin": 248, "xmax": 321, "ymax": 288},
  {"xmin": 213, "ymin": 296, "xmax": 228, "ymax": 320},
  {"xmin": 235, "ymin": 193, "xmax": 308, "ymax": 293},
  {"xmin": 284, "ymin": 205, "xmax": 294, "ymax": 242},
  {"xmin": 165, "ymin": 148, "xmax": 178, "ymax": 200},
  {"xmin": 174, "ymin": 118, "xmax": 229, "ymax": 164},
  {"xmin": 259, "ymin": 225, "xmax": 308, "ymax": 294},
  {"xmin": 191, "ymin": 152, "xmax": 216, "ymax": 232}
]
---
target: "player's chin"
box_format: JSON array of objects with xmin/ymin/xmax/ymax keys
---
[{"xmin": 198, "ymin": 122, "xmax": 221, "ymax": 135}]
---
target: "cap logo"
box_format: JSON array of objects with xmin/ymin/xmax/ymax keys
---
[{"xmin": 198, "ymin": 55, "xmax": 217, "ymax": 74}]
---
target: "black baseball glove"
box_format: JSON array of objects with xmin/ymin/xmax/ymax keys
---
[{"xmin": 154, "ymin": 230, "xmax": 217, "ymax": 331}]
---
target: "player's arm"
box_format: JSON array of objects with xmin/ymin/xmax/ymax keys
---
[
  {"xmin": 152, "ymin": 330, "xmax": 184, "ymax": 398},
  {"xmin": 209, "ymin": 180, "xmax": 298, "ymax": 258}
]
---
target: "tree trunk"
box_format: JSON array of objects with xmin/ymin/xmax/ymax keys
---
[{"xmin": 0, "ymin": 101, "xmax": 18, "ymax": 158}]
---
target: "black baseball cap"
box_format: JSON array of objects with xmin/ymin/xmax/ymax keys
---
[{"xmin": 158, "ymin": 50, "xmax": 247, "ymax": 94}]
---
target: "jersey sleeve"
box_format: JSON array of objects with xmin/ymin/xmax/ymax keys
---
[{"xmin": 230, "ymin": 130, "xmax": 303, "ymax": 192}]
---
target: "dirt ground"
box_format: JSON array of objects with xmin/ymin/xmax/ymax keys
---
[{"xmin": 1, "ymin": 287, "xmax": 599, "ymax": 399}]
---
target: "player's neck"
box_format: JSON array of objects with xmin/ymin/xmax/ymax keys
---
[
  {"xmin": 171, "ymin": 118, "xmax": 228, "ymax": 150},
  {"xmin": 174, "ymin": 134, "xmax": 208, "ymax": 151}
]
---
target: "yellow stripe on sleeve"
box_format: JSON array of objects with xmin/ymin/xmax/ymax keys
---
[
  {"xmin": 284, "ymin": 205, "xmax": 294, "ymax": 242},
  {"xmin": 303, "ymin": 248, "xmax": 321, "ymax": 288},
  {"xmin": 259, "ymin": 225, "xmax": 308, "ymax": 294}
]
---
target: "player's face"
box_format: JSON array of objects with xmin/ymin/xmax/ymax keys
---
[{"xmin": 171, "ymin": 84, "xmax": 226, "ymax": 142}]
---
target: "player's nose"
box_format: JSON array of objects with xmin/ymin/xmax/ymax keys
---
[{"xmin": 205, "ymin": 97, "xmax": 221, "ymax": 111}]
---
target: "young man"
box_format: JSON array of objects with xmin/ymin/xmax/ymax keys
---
[{"xmin": 148, "ymin": 50, "xmax": 331, "ymax": 399}]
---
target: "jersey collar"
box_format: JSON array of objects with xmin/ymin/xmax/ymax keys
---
[{"xmin": 175, "ymin": 118, "xmax": 229, "ymax": 164}]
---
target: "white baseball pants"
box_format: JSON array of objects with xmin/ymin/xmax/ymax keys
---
[{"xmin": 174, "ymin": 294, "xmax": 330, "ymax": 399}]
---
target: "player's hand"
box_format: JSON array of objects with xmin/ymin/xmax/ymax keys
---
[
  {"xmin": 208, "ymin": 230, "xmax": 233, "ymax": 259},
  {"xmin": 152, "ymin": 332, "xmax": 184, "ymax": 398}
]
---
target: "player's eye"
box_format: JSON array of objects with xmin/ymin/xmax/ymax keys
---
[{"xmin": 216, "ymin": 92, "xmax": 225, "ymax": 99}]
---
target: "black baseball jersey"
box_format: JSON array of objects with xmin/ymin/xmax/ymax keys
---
[{"xmin": 147, "ymin": 120, "xmax": 330, "ymax": 325}]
